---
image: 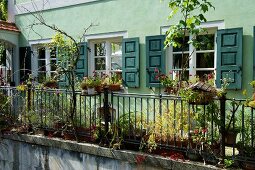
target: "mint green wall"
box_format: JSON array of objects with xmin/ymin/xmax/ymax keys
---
[
  {"xmin": 0, "ymin": 30, "xmax": 20, "ymax": 84},
  {"xmin": 14, "ymin": 0, "xmax": 255, "ymax": 97}
]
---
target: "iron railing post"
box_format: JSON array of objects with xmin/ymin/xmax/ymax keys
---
[
  {"xmin": 27, "ymin": 83, "xmax": 32, "ymax": 111},
  {"xmin": 103, "ymin": 87, "xmax": 110, "ymax": 140},
  {"xmin": 220, "ymin": 94, "xmax": 226, "ymax": 161}
]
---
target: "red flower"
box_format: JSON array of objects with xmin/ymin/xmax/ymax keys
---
[
  {"xmin": 136, "ymin": 155, "xmax": 146, "ymax": 164},
  {"xmin": 208, "ymin": 74, "xmax": 213, "ymax": 80},
  {"xmin": 202, "ymin": 128, "xmax": 208, "ymax": 133},
  {"xmin": 194, "ymin": 129, "xmax": 199, "ymax": 134}
]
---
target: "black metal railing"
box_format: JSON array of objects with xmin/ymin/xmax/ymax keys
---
[{"xmin": 0, "ymin": 86, "xmax": 254, "ymax": 167}]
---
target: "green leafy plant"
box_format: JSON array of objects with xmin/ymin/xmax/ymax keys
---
[
  {"xmin": 109, "ymin": 72, "xmax": 122, "ymax": 85},
  {"xmin": 165, "ymin": 0, "xmax": 214, "ymax": 80},
  {"xmin": 0, "ymin": 0, "xmax": 7, "ymax": 21},
  {"xmin": 224, "ymin": 158, "xmax": 234, "ymax": 168}
]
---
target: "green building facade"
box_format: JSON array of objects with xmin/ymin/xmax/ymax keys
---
[{"xmin": 4, "ymin": 0, "xmax": 255, "ymax": 98}]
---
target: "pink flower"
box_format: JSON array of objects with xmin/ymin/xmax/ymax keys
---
[
  {"xmin": 169, "ymin": 71, "xmax": 173, "ymax": 74},
  {"xmin": 194, "ymin": 129, "xmax": 199, "ymax": 134},
  {"xmin": 154, "ymin": 68, "xmax": 159, "ymax": 73},
  {"xmin": 208, "ymin": 74, "xmax": 213, "ymax": 80},
  {"xmin": 202, "ymin": 128, "xmax": 208, "ymax": 133},
  {"xmin": 155, "ymin": 75, "xmax": 159, "ymax": 80}
]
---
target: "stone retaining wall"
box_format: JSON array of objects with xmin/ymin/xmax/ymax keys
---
[{"xmin": 0, "ymin": 134, "xmax": 220, "ymax": 170}]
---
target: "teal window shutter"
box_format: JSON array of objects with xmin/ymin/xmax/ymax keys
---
[
  {"xmin": 75, "ymin": 42, "xmax": 88, "ymax": 80},
  {"xmin": 216, "ymin": 28, "xmax": 243, "ymax": 90},
  {"xmin": 19, "ymin": 47, "xmax": 31, "ymax": 82},
  {"xmin": 122, "ymin": 38, "xmax": 140, "ymax": 87},
  {"xmin": 57, "ymin": 47, "xmax": 68, "ymax": 87},
  {"xmin": 253, "ymin": 26, "xmax": 255, "ymax": 80},
  {"xmin": 146, "ymin": 35, "xmax": 165, "ymax": 87}
]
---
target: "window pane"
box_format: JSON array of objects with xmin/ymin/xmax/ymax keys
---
[
  {"xmin": 50, "ymin": 47, "xmax": 56, "ymax": 58},
  {"xmin": 173, "ymin": 54, "xmax": 189, "ymax": 69},
  {"xmin": 196, "ymin": 52, "xmax": 214, "ymax": 68},
  {"xmin": 95, "ymin": 58, "xmax": 106, "ymax": 70},
  {"xmin": 38, "ymin": 72, "xmax": 46, "ymax": 83},
  {"xmin": 111, "ymin": 56, "xmax": 122, "ymax": 71},
  {"xmin": 95, "ymin": 43, "xmax": 106, "ymax": 56},
  {"xmin": 50, "ymin": 60, "xmax": 57, "ymax": 71},
  {"xmin": 38, "ymin": 48, "xmax": 45, "ymax": 59},
  {"xmin": 172, "ymin": 70, "xmax": 189, "ymax": 81},
  {"xmin": 111, "ymin": 42, "xmax": 122, "ymax": 56},
  {"xmin": 0, "ymin": 49, "xmax": 6, "ymax": 66},
  {"xmin": 196, "ymin": 71, "xmax": 214, "ymax": 81},
  {"xmin": 196, "ymin": 34, "xmax": 214, "ymax": 50},
  {"xmin": 38, "ymin": 60, "xmax": 46, "ymax": 71},
  {"xmin": 173, "ymin": 36, "xmax": 189, "ymax": 52}
]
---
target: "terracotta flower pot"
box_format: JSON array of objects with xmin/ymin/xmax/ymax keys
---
[
  {"xmin": 109, "ymin": 84, "xmax": 121, "ymax": 91},
  {"xmin": 225, "ymin": 130, "xmax": 238, "ymax": 145}
]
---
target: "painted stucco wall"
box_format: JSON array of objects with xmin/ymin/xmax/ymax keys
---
[
  {"xmin": 12, "ymin": 0, "xmax": 255, "ymax": 97},
  {"xmin": 0, "ymin": 30, "xmax": 20, "ymax": 84}
]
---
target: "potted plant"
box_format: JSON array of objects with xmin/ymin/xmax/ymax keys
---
[
  {"xmin": 108, "ymin": 72, "xmax": 122, "ymax": 91},
  {"xmin": 156, "ymin": 71, "xmax": 178, "ymax": 94},
  {"xmin": 93, "ymin": 73, "xmax": 103, "ymax": 93},
  {"xmin": 179, "ymin": 74, "xmax": 217, "ymax": 105},
  {"xmin": 244, "ymin": 80, "xmax": 255, "ymax": 108},
  {"xmin": 80, "ymin": 76, "xmax": 96, "ymax": 95},
  {"xmin": 43, "ymin": 78, "xmax": 58, "ymax": 89},
  {"xmin": 187, "ymin": 128, "xmax": 207, "ymax": 161}
]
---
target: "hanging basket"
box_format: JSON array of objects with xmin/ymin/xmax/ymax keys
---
[
  {"xmin": 43, "ymin": 81, "xmax": 58, "ymax": 89},
  {"xmin": 188, "ymin": 91, "xmax": 214, "ymax": 105},
  {"xmin": 188, "ymin": 81, "xmax": 216, "ymax": 105}
]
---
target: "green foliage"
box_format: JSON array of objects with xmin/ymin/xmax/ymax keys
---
[
  {"xmin": 224, "ymin": 158, "xmax": 234, "ymax": 168},
  {"xmin": 165, "ymin": 0, "xmax": 214, "ymax": 80},
  {"xmin": 0, "ymin": 0, "xmax": 7, "ymax": 21}
]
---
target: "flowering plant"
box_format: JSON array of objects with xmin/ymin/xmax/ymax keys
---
[
  {"xmin": 155, "ymin": 68, "xmax": 178, "ymax": 88},
  {"xmin": 109, "ymin": 72, "xmax": 122, "ymax": 85},
  {"xmin": 80, "ymin": 76, "xmax": 95, "ymax": 88},
  {"xmin": 189, "ymin": 127, "xmax": 208, "ymax": 151}
]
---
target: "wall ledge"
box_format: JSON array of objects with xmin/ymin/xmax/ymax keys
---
[{"xmin": 2, "ymin": 134, "xmax": 221, "ymax": 170}]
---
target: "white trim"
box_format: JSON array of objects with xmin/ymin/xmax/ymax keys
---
[
  {"xmin": 85, "ymin": 31, "xmax": 128, "ymax": 42},
  {"xmin": 13, "ymin": 0, "xmax": 100, "ymax": 15},
  {"xmin": 161, "ymin": 20, "xmax": 225, "ymax": 34},
  {"xmin": 29, "ymin": 38, "xmax": 51, "ymax": 46},
  {"xmin": 164, "ymin": 21, "xmax": 222, "ymax": 80}
]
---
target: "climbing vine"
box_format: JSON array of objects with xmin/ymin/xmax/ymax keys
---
[{"xmin": 0, "ymin": 0, "xmax": 7, "ymax": 21}]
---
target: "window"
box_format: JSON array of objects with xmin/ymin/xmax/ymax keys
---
[
  {"xmin": 169, "ymin": 28, "xmax": 216, "ymax": 80},
  {"xmin": 33, "ymin": 46, "xmax": 57, "ymax": 82},
  {"xmin": 90, "ymin": 38, "xmax": 122, "ymax": 75}
]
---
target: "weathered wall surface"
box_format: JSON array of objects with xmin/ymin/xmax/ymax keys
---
[
  {"xmin": 0, "ymin": 134, "xmax": 220, "ymax": 170},
  {"xmin": 0, "ymin": 138, "xmax": 147, "ymax": 170}
]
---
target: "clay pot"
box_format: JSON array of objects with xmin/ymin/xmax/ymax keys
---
[
  {"xmin": 109, "ymin": 84, "xmax": 121, "ymax": 91},
  {"xmin": 225, "ymin": 130, "xmax": 238, "ymax": 145}
]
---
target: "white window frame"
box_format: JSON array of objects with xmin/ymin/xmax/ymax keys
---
[
  {"xmin": 161, "ymin": 20, "xmax": 225, "ymax": 79},
  {"xmin": 29, "ymin": 39, "xmax": 57, "ymax": 80},
  {"xmin": 85, "ymin": 31, "xmax": 128, "ymax": 76}
]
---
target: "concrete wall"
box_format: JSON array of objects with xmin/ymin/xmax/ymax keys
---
[
  {"xmin": 0, "ymin": 134, "xmax": 220, "ymax": 170},
  {"xmin": 0, "ymin": 138, "xmax": 149, "ymax": 170}
]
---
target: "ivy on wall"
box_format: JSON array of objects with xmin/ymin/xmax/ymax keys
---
[{"xmin": 0, "ymin": 0, "xmax": 7, "ymax": 21}]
